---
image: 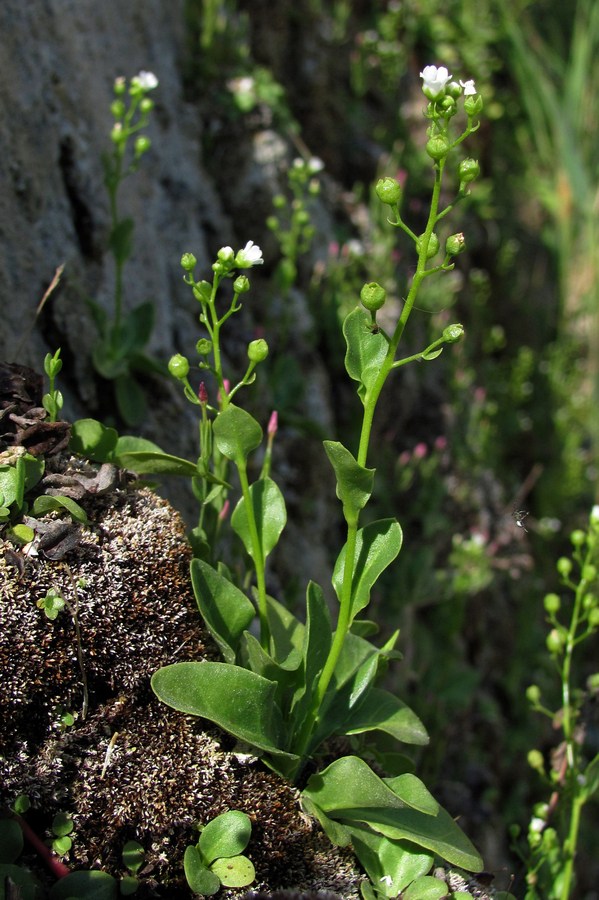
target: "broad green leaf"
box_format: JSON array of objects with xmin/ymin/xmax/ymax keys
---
[
  {"xmin": 303, "ymin": 756, "xmax": 425, "ymax": 814},
  {"xmin": 345, "ymin": 688, "xmax": 429, "ymax": 746},
  {"xmin": 403, "ymin": 875, "xmax": 449, "ymax": 900},
  {"xmin": 303, "ymin": 757, "xmax": 482, "ymax": 871},
  {"xmin": 183, "ymin": 845, "xmax": 220, "ymax": 896},
  {"xmin": 49, "ymin": 870, "xmax": 117, "ymax": 899},
  {"xmin": 191, "ymin": 559, "xmax": 255, "ymax": 663},
  {"xmin": 343, "ymin": 307, "xmax": 389, "ymax": 403},
  {"xmin": 210, "ymin": 855, "xmax": 255, "ymax": 888},
  {"xmin": 231, "ymin": 477, "xmax": 287, "ymax": 559},
  {"xmin": 198, "ymin": 811, "xmax": 251, "ymax": 864},
  {"xmin": 356, "ymin": 804, "xmax": 481, "ymax": 871},
  {"xmin": 332, "ymin": 518, "xmax": 403, "ymax": 622},
  {"xmin": 323, "ymin": 441, "xmax": 375, "ymax": 524},
  {"xmin": 31, "ymin": 494, "xmax": 88, "ymax": 524},
  {"xmin": 70, "ymin": 418, "xmax": 118, "ymax": 462},
  {"xmin": 349, "ymin": 824, "xmax": 433, "ymax": 896},
  {"xmin": 151, "ymin": 661, "xmax": 288, "ymax": 756},
  {"xmin": 213, "ymin": 405, "xmax": 262, "ymax": 464}
]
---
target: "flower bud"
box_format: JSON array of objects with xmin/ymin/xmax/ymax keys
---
[
  {"xmin": 248, "ymin": 338, "xmax": 269, "ymax": 363},
  {"xmin": 139, "ymin": 97, "xmax": 154, "ymax": 114},
  {"xmin": 416, "ymin": 232, "xmax": 440, "ymax": 259},
  {"xmin": 360, "ymin": 282, "xmax": 387, "ymax": 312},
  {"xmin": 442, "ymin": 324, "xmax": 464, "ymax": 344},
  {"xmin": 526, "ymin": 684, "xmax": 541, "ymax": 705},
  {"xmin": 110, "ymin": 99, "xmax": 125, "ymax": 119},
  {"xmin": 527, "ymin": 750, "xmax": 545, "ymax": 773},
  {"xmin": 217, "ymin": 246, "xmax": 235, "ymax": 263},
  {"xmin": 588, "ymin": 608, "xmax": 599, "ymax": 629},
  {"xmin": 196, "ymin": 338, "xmax": 212, "ymax": 356},
  {"xmin": 464, "ymin": 94, "xmax": 484, "ymax": 116},
  {"xmin": 570, "ymin": 529, "xmax": 586, "ymax": 547},
  {"xmin": 181, "ymin": 252, "xmax": 197, "ymax": 272},
  {"xmin": 375, "ymin": 177, "xmax": 402, "ymax": 205},
  {"xmin": 445, "ymin": 233, "xmax": 466, "ymax": 256},
  {"xmin": 546, "ymin": 628, "xmax": 564, "ymax": 655},
  {"xmin": 582, "ymin": 564, "xmax": 597, "ymax": 582},
  {"xmin": 557, "ymin": 556, "xmax": 572, "ymax": 577},
  {"xmin": 168, "ymin": 354, "xmax": 190, "ymax": 379},
  {"xmin": 543, "ymin": 593, "xmax": 561, "ymax": 614},
  {"xmin": 192, "ymin": 281, "xmax": 212, "ymax": 303},
  {"xmin": 425, "ymin": 134, "xmax": 450, "ymax": 161},
  {"xmin": 113, "ymin": 76, "xmax": 126, "ymax": 96},
  {"xmin": 134, "ymin": 135, "xmax": 151, "ymax": 156},
  {"xmin": 458, "ymin": 158, "xmax": 480, "ymax": 184},
  {"xmin": 233, "ymin": 275, "xmax": 251, "ymax": 293}
]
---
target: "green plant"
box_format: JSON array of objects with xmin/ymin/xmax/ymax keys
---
[
  {"xmin": 151, "ymin": 66, "xmax": 486, "ymax": 888},
  {"xmin": 42, "ymin": 349, "xmax": 64, "ymax": 423},
  {"xmin": 183, "ymin": 810, "xmax": 255, "ymax": 896},
  {"xmin": 87, "ymin": 71, "xmax": 163, "ymax": 426},
  {"xmin": 267, "ymin": 156, "xmax": 323, "ymax": 298},
  {"xmin": 513, "ymin": 506, "xmax": 599, "ymax": 899}
]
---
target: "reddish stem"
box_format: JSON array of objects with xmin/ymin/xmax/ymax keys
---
[{"xmin": 13, "ymin": 812, "xmax": 70, "ymax": 879}]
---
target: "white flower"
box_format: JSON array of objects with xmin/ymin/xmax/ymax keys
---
[
  {"xmin": 135, "ymin": 70, "xmax": 158, "ymax": 90},
  {"xmin": 460, "ymin": 78, "xmax": 477, "ymax": 96},
  {"xmin": 235, "ymin": 241, "xmax": 264, "ymax": 268},
  {"xmin": 420, "ymin": 65, "xmax": 452, "ymax": 98}
]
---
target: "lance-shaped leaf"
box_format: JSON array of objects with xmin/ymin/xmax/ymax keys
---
[
  {"xmin": 290, "ymin": 582, "xmax": 332, "ymax": 730},
  {"xmin": 191, "ymin": 559, "xmax": 255, "ymax": 663},
  {"xmin": 343, "ymin": 307, "xmax": 389, "ymax": 403},
  {"xmin": 213, "ymin": 404, "xmax": 262, "ymax": 464},
  {"xmin": 333, "ymin": 519, "xmax": 403, "ymax": 621},
  {"xmin": 151, "ymin": 661, "xmax": 291, "ymax": 758},
  {"xmin": 344, "ymin": 687, "xmax": 429, "ymax": 745},
  {"xmin": 323, "ymin": 440, "xmax": 375, "ymax": 524},
  {"xmin": 231, "ymin": 477, "xmax": 287, "ymax": 560}
]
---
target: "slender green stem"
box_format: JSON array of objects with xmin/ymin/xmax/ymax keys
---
[
  {"xmin": 560, "ymin": 792, "xmax": 584, "ymax": 900},
  {"xmin": 236, "ymin": 459, "xmax": 270, "ymax": 650}
]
